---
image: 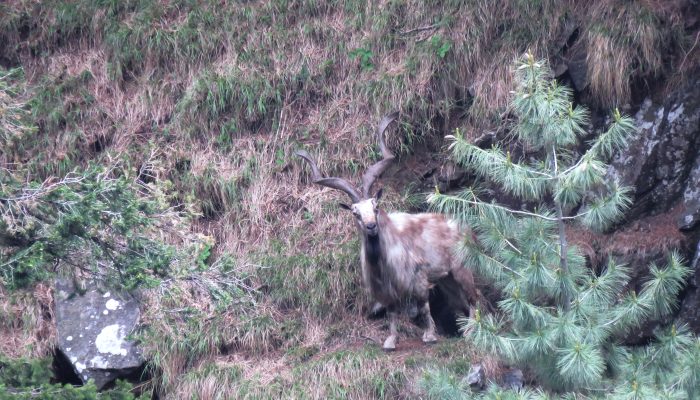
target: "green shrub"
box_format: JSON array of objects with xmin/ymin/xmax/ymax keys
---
[
  {"xmin": 0, "ymin": 356, "xmax": 142, "ymax": 399},
  {"xmin": 1, "ymin": 166, "xmax": 177, "ymax": 291}
]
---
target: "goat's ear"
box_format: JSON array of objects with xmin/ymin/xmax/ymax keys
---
[
  {"xmin": 374, "ymin": 188, "xmax": 383, "ymax": 201},
  {"xmin": 339, "ymin": 203, "xmax": 352, "ymax": 211}
]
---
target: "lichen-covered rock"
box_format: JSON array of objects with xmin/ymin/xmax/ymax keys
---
[
  {"xmin": 465, "ymin": 362, "xmax": 485, "ymax": 389},
  {"xmin": 680, "ymin": 240, "xmax": 700, "ymax": 332},
  {"xmin": 607, "ymin": 79, "xmax": 700, "ymax": 221},
  {"xmin": 501, "ymin": 368, "xmax": 524, "ymax": 391},
  {"xmin": 54, "ymin": 279, "xmax": 144, "ymax": 389},
  {"xmin": 463, "ymin": 363, "xmax": 524, "ymax": 392},
  {"xmin": 679, "ymin": 156, "xmax": 700, "ymax": 230}
]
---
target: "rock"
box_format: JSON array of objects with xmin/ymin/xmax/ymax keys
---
[
  {"xmin": 501, "ymin": 368, "xmax": 524, "ymax": 391},
  {"xmin": 437, "ymin": 161, "xmax": 466, "ymax": 189},
  {"xmin": 566, "ymin": 45, "xmax": 588, "ymax": 92},
  {"xmin": 54, "ymin": 279, "xmax": 144, "ymax": 389},
  {"xmin": 679, "ymin": 156, "xmax": 700, "ymax": 230},
  {"xmin": 464, "ymin": 363, "xmax": 524, "ymax": 392},
  {"xmin": 680, "ymin": 240, "xmax": 700, "ymax": 332},
  {"xmin": 465, "ymin": 362, "xmax": 485, "ymax": 389},
  {"xmin": 607, "ymin": 79, "xmax": 700, "ymax": 221},
  {"xmin": 602, "ymin": 78, "xmax": 700, "ymax": 335}
]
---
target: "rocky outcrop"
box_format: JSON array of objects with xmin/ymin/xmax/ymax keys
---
[
  {"xmin": 54, "ymin": 279, "xmax": 144, "ymax": 389},
  {"xmin": 607, "ymin": 79, "xmax": 700, "ymax": 222},
  {"xmin": 680, "ymin": 240, "xmax": 700, "ymax": 331},
  {"xmin": 464, "ymin": 362, "xmax": 524, "ymax": 392},
  {"xmin": 680, "ymin": 156, "xmax": 700, "ymax": 230},
  {"xmin": 603, "ymin": 79, "xmax": 700, "ymax": 332}
]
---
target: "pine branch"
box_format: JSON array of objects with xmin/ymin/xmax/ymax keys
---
[
  {"xmin": 459, "ymin": 243, "xmax": 525, "ymax": 280},
  {"xmin": 579, "ymin": 260, "xmax": 631, "ymax": 308},
  {"xmin": 447, "ymin": 135, "xmax": 550, "ymax": 199},
  {"xmin": 639, "ymin": 252, "xmax": 692, "ymax": 319},
  {"xmin": 588, "ymin": 110, "xmax": 637, "ymax": 159},
  {"xmin": 429, "ymin": 191, "xmax": 568, "ymax": 222}
]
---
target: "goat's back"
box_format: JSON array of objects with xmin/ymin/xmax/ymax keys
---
[
  {"xmin": 386, "ymin": 212, "xmax": 462, "ymax": 277},
  {"xmin": 386, "ymin": 212, "xmax": 483, "ymax": 308}
]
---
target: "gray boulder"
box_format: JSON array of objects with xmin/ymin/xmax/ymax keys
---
[
  {"xmin": 607, "ymin": 79, "xmax": 700, "ymax": 221},
  {"xmin": 55, "ymin": 279, "xmax": 144, "ymax": 389},
  {"xmin": 465, "ymin": 362, "xmax": 485, "ymax": 389},
  {"xmin": 501, "ymin": 368, "xmax": 524, "ymax": 391},
  {"xmin": 463, "ymin": 362, "xmax": 525, "ymax": 392},
  {"xmin": 680, "ymin": 240, "xmax": 700, "ymax": 331},
  {"xmin": 680, "ymin": 156, "xmax": 700, "ymax": 230}
]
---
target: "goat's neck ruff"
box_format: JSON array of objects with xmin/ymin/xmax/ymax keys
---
[
  {"xmin": 374, "ymin": 210, "xmax": 403, "ymax": 258},
  {"xmin": 378, "ymin": 209, "xmax": 401, "ymax": 243},
  {"xmin": 362, "ymin": 209, "xmax": 403, "ymax": 300},
  {"xmin": 364, "ymin": 234, "xmax": 381, "ymax": 266},
  {"xmin": 362, "ymin": 209, "xmax": 398, "ymax": 263}
]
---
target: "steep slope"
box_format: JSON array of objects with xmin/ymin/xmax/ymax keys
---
[{"xmin": 1, "ymin": 1, "xmax": 699, "ymax": 398}]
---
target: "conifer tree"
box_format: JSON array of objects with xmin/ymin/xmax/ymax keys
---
[{"xmin": 429, "ymin": 53, "xmax": 697, "ymax": 397}]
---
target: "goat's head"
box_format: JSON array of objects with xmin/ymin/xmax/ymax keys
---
[
  {"xmin": 296, "ymin": 112, "xmax": 398, "ymax": 237},
  {"xmin": 339, "ymin": 189, "xmax": 383, "ymax": 236}
]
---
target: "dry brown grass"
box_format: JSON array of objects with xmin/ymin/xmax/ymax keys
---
[
  {"xmin": 6, "ymin": 0, "xmax": 690, "ymax": 261},
  {"xmin": 580, "ymin": 0, "xmax": 694, "ymax": 106},
  {"xmin": 0, "ymin": 283, "xmax": 56, "ymax": 359},
  {"xmin": 585, "ymin": 32, "xmax": 632, "ymax": 107},
  {"xmin": 140, "ymin": 275, "xmax": 481, "ymax": 398},
  {"xmin": 2, "ymin": 1, "xmax": 697, "ymax": 396}
]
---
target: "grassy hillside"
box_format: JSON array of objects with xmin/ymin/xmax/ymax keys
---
[{"xmin": 1, "ymin": 0, "xmax": 698, "ymax": 398}]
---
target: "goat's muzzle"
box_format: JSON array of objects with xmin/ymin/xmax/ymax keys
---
[{"xmin": 365, "ymin": 222, "xmax": 378, "ymax": 236}]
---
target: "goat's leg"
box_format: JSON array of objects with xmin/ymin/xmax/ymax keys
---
[
  {"xmin": 451, "ymin": 266, "xmax": 493, "ymax": 316},
  {"xmin": 419, "ymin": 300, "xmax": 438, "ymax": 344},
  {"xmin": 447, "ymin": 269, "xmax": 479, "ymax": 336},
  {"xmin": 383, "ymin": 307, "xmax": 399, "ymax": 351},
  {"xmin": 368, "ymin": 301, "xmax": 386, "ymax": 319}
]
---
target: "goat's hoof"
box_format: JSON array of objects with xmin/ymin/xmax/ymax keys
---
[
  {"xmin": 383, "ymin": 337, "xmax": 397, "ymax": 351},
  {"xmin": 422, "ymin": 333, "xmax": 438, "ymax": 344}
]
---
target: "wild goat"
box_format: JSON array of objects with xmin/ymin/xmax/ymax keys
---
[{"xmin": 296, "ymin": 112, "xmax": 483, "ymax": 350}]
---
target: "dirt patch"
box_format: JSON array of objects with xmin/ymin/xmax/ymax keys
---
[{"xmin": 568, "ymin": 203, "xmax": 690, "ymax": 267}]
